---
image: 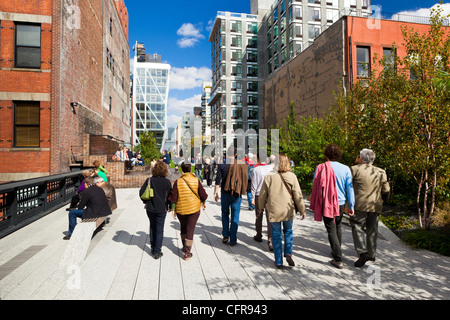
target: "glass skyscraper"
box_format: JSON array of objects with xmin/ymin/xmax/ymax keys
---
[{"xmin": 132, "ymin": 42, "xmax": 171, "ymax": 151}]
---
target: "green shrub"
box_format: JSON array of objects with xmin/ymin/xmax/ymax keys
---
[{"xmin": 402, "ymin": 229, "xmax": 450, "ymax": 257}]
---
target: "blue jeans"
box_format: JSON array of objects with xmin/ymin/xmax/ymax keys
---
[
  {"xmin": 68, "ymin": 209, "xmax": 84, "ymax": 236},
  {"xmin": 270, "ymin": 220, "xmax": 294, "ymax": 266},
  {"xmin": 221, "ymin": 191, "xmax": 242, "ymax": 244}
]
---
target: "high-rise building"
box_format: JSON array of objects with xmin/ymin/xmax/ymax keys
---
[
  {"xmin": 208, "ymin": 10, "xmax": 267, "ymax": 153},
  {"xmin": 132, "ymin": 42, "xmax": 171, "ymax": 151},
  {"xmin": 264, "ymin": 0, "xmax": 371, "ymax": 76}
]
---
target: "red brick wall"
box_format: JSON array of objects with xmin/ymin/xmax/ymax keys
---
[
  {"xmin": 81, "ymin": 134, "xmax": 150, "ymax": 188},
  {"xmin": 0, "ymin": 0, "xmax": 53, "ymax": 182},
  {"xmin": 346, "ymin": 16, "xmax": 450, "ymax": 81}
]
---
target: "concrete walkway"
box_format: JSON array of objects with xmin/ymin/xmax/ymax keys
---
[{"xmin": 1, "ymin": 183, "xmax": 449, "ymax": 300}]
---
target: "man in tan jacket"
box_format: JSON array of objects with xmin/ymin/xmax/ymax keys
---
[{"xmin": 350, "ymin": 149, "xmax": 390, "ymax": 267}]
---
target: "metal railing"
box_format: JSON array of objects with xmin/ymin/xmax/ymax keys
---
[{"xmin": 0, "ymin": 172, "xmax": 83, "ymax": 238}]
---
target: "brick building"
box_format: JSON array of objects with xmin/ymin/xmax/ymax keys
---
[
  {"xmin": 263, "ymin": 12, "xmax": 450, "ymax": 129},
  {"xmin": 0, "ymin": 0, "xmax": 131, "ymax": 183}
]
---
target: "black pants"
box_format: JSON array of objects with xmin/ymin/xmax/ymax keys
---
[
  {"xmin": 147, "ymin": 211, "xmax": 167, "ymax": 254},
  {"xmin": 323, "ymin": 205, "xmax": 345, "ymax": 262}
]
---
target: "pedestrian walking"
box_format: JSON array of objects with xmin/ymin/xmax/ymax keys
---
[
  {"xmin": 251, "ymin": 154, "xmax": 275, "ymax": 250},
  {"xmin": 169, "ymin": 163, "xmax": 208, "ymax": 260},
  {"xmin": 309, "ymin": 144, "xmax": 355, "ymax": 269},
  {"xmin": 350, "ymin": 149, "xmax": 390, "ymax": 267},
  {"xmin": 139, "ymin": 161, "xmax": 172, "ymax": 259},
  {"xmin": 214, "ymin": 146, "xmax": 248, "ymax": 246},
  {"xmin": 259, "ymin": 154, "xmax": 306, "ymax": 269}
]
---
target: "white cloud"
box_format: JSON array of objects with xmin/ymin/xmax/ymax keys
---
[
  {"xmin": 176, "ymin": 23, "xmax": 204, "ymax": 48},
  {"xmin": 167, "ymin": 94, "xmax": 202, "ymax": 127},
  {"xmin": 167, "ymin": 114, "xmax": 183, "ymax": 128},
  {"xmin": 177, "ymin": 23, "xmax": 204, "ymax": 38},
  {"xmin": 177, "ymin": 37, "xmax": 200, "ymax": 48},
  {"xmin": 395, "ymin": 3, "xmax": 450, "ymax": 20},
  {"xmin": 170, "ymin": 66, "xmax": 212, "ymax": 90}
]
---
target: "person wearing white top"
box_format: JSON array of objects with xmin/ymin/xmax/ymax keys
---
[{"xmin": 251, "ymin": 155, "xmax": 276, "ymax": 250}]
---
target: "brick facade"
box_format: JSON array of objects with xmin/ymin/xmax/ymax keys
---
[
  {"xmin": 82, "ymin": 134, "xmax": 149, "ymax": 189},
  {"xmin": 0, "ymin": 0, "xmax": 131, "ymax": 184},
  {"xmin": 0, "ymin": 0, "xmax": 53, "ymax": 183}
]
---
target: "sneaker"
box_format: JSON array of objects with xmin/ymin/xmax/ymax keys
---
[
  {"xmin": 330, "ymin": 259, "xmax": 343, "ymax": 269},
  {"xmin": 222, "ymin": 237, "xmax": 229, "ymax": 244},
  {"xmin": 63, "ymin": 235, "xmax": 71, "ymax": 240}
]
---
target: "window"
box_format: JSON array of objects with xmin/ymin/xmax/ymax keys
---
[
  {"xmin": 247, "ymin": 65, "xmax": 258, "ymax": 77},
  {"xmin": 294, "ymin": 24, "xmax": 302, "ymax": 38},
  {"xmin": 308, "ymin": 7, "xmax": 320, "ymax": 22},
  {"xmin": 230, "ymin": 20, "xmax": 241, "ymax": 32},
  {"xmin": 231, "ymin": 64, "xmax": 242, "ymax": 76},
  {"xmin": 247, "ymin": 22, "xmax": 257, "ymax": 34},
  {"xmin": 357, "ymin": 46, "xmax": 370, "ymax": 77},
  {"xmin": 294, "ymin": 6, "xmax": 302, "ymax": 20},
  {"xmin": 247, "ymin": 51, "xmax": 257, "ymax": 63},
  {"xmin": 14, "ymin": 101, "xmax": 40, "ymax": 147},
  {"xmin": 308, "ymin": 25, "xmax": 320, "ymax": 39},
  {"xmin": 383, "ymin": 47, "xmax": 395, "ymax": 71},
  {"xmin": 247, "ymin": 82, "xmax": 258, "ymax": 92},
  {"xmin": 15, "ymin": 23, "xmax": 41, "ymax": 69}
]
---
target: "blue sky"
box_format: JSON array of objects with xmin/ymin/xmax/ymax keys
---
[{"xmin": 125, "ymin": 0, "xmax": 449, "ymax": 128}]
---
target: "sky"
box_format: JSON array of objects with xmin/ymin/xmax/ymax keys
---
[{"xmin": 125, "ymin": 0, "xmax": 450, "ymax": 128}]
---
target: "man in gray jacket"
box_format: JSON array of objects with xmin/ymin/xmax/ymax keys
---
[{"xmin": 350, "ymin": 149, "xmax": 390, "ymax": 267}]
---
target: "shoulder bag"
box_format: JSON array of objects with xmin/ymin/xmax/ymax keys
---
[
  {"xmin": 180, "ymin": 177, "xmax": 200, "ymax": 200},
  {"xmin": 278, "ymin": 172, "xmax": 299, "ymax": 213},
  {"xmin": 140, "ymin": 178, "xmax": 154, "ymax": 201}
]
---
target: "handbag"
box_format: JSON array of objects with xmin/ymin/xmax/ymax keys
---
[
  {"xmin": 140, "ymin": 178, "xmax": 154, "ymax": 201},
  {"xmin": 278, "ymin": 172, "xmax": 299, "ymax": 213}
]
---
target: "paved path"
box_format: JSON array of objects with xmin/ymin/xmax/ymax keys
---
[{"xmin": 1, "ymin": 183, "xmax": 449, "ymax": 300}]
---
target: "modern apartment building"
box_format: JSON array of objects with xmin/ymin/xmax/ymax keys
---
[
  {"xmin": 264, "ymin": 0, "xmax": 370, "ymax": 76},
  {"xmin": 132, "ymin": 42, "xmax": 171, "ymax": 151},
  {"xmin": 208, "ymin": 10, "xmax": 268, "ymax": 152}
]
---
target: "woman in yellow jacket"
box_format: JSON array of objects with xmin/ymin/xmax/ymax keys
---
[{"xmin": 169, "ymin": 163, "xmax": 208, "ymax": 260}]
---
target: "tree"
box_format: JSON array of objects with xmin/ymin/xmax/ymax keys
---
[
  {"xmin": 135, "ymin": 131, "xmax": 161, "ymax": 164},
  {"xmin": 331, "ymin": 4, "xmax": 450, "ymax": 229}
]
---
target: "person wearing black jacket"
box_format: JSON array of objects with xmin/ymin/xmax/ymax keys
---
[
  {"xmin": 64, "ymin": 177, "xmax": 112, "ymax": 240},
  {"xmin": 139, "ymin": 161, "xmax": 172, "ymax": 259}
]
